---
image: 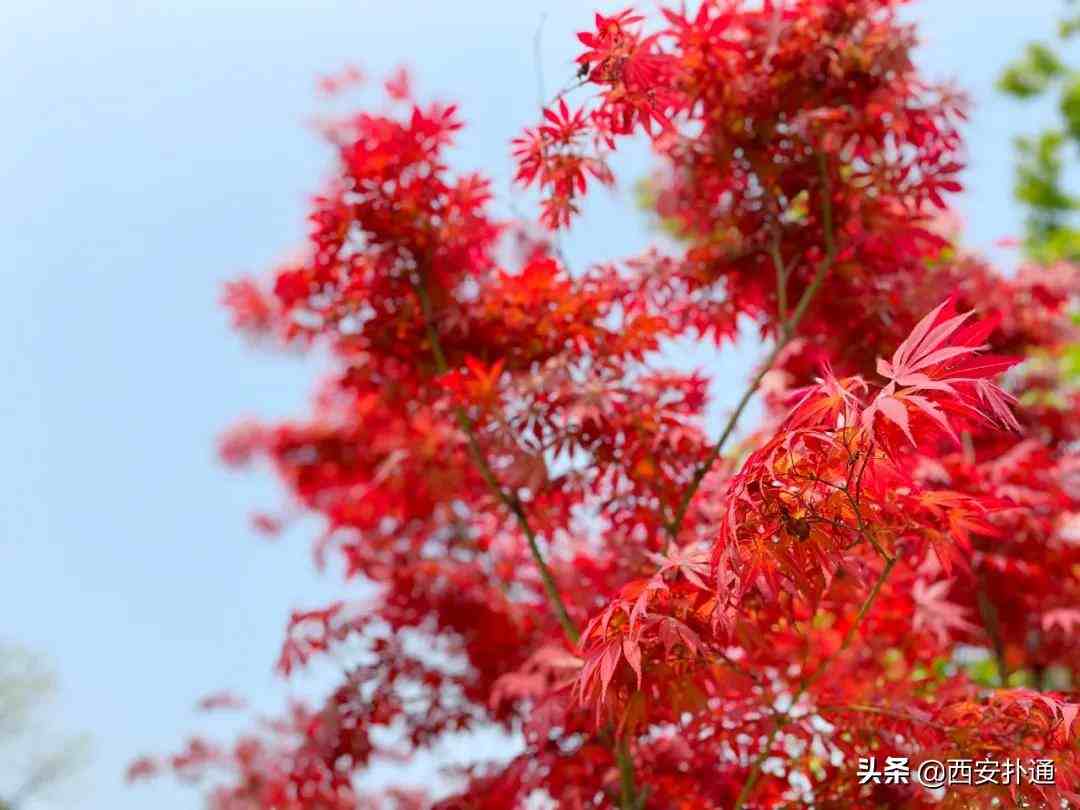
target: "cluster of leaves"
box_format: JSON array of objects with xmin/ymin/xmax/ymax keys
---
[
  {"xmin": 132, "ymin": 1, "xmax": 1080, "ymax": 808},
  {"xmin": 999, "ymin": 4, "xmax": 1080, "ymax": 263},
  {"xmin": 998, "ymin": 1, "xmax": 1080, "ymax": 387}
]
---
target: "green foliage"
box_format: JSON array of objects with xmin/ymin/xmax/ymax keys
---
[
  {"xmin": 1064, "ymin": 341, "xmax": 1080, "ymax": 377},
  {"xmin": 1014, "ymin": 131, "xmax": 1077, "ymax": 260},
  {"xmin": 1060, "ymin": 11, "xmax": 1080, "ymax": 39},
  {"xmin": 1000, "ymin": 6, "xmax": 1080, "ymax": 381},
  {"xmin": 999, "ymin": 10, "xmax": 1080, "ymax": 263},
  {"xmin": 1061, "ymin": 74, "xmax": 1080, "ymax": 138},
  {"xmin": 998, "ymin": 43, "xmax": 1064, "ymax": 98}
]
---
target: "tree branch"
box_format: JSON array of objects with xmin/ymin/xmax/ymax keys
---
[
  {"xmin": 665, "ymin": 155, "xmax": 836, "ymax": 545},
  {"xmin": 770, "ymin": 230, "xmax": 789, "ymax": 323},
  {"xmin": 616, "ymin": 738, "xmax": 646, "ymax": 810},
  {"xmin": 414, "ymin": 278, "xmax": 580, "ymax": 644},
  {"xmin": 418, "ymin": 274, "xmax": 648, "ymax": 804},
  {"xmin": 976, "ymin": 574, "xmax": 1009, "ymax": 685},
  {"xmin": 818, "ymin": 703, "xmax": 950, "ymax": 732},
  {"xmin": 416, "ymin": 276, "xmax": 646, "ymax": 806},
  {"xmin": 734, "ymin": 554, "xmax": 897, "ymax": 809}
]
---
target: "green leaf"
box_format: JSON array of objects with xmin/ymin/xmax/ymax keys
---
[
  {"xmin": 1062, "ymin": 342, "xmax": 1080, "ymax": 381},
  {"xmin": 1061, "ymin": 75, "xmax": 1080, "ymax": 140},
  {"xmin": 998, "ymin": 43, "xmax": 1065, "ymax": 98}
]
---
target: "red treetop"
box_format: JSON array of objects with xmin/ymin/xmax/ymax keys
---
[{"xmin": 134, "ymin": 2, "xmax": 1080, "ymax": 808}]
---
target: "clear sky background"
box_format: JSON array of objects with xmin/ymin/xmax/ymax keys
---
[{"xmin": 0, "ymin": 1, "xmax": 1068, "ymax": 807}]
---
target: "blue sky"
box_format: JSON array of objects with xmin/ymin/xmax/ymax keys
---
[{"xmin": 0, "ymin": 1, "xmax": 1068, "ymax": 807}]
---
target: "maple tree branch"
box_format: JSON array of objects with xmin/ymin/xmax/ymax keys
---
[
  {"xmin": 414, "ymin": 279, "xmax": 580, "ymax": 644},
  {"xmin": 616, "ymin": 739, "xmax": 646, "ymax": 810},
  {"xmin": 413, "ymin": 194, "xmax": 643, "ymax": 804},
  {"xmin": 962, "ymin": 431, "xmax": 1009, "ymax": 683},
  {"xmin": 547, "ymin": 77, "xmax": 589, "ymax": 108},
  {"xmin": 801, "ymin": 555, "xmax": 896, "ymax": 692},
  {"xmin": 818, "ymin": 703, "xmax": 950, "ymax": 732},
  {"xmin": 976, "ymin": 574, "xmax": 1009, "ymax": 685},
  {"xmin": 770, "ymin": 231, "xmax": 789, "ymax": 323},
  {"xmin": 734, "ymin": 554, "xmax": 897, "ymax": 809},
  {"xmin": 836, "ymin": 465, "xmax": 891, "ymax": 563},
  {"xmin": 418, "ymin": 277, "xmax": 644, "ymax": 808},
  {"xmin": 715, "ymin": 649, "xmax": 763, "ymax": 685},
  {"xmin": 665, "ymin": 155, "xmax": 836, "ymax": 545}
]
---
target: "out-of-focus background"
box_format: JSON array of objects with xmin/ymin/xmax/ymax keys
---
[{"xmin": 0, "ymin": 1, "xmax": 1068, "ymax": 807}]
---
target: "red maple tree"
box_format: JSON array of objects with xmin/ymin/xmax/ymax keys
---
[{"xmin": 131, "ymin": 1, "xmax": 1080, "ymax": 807}]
